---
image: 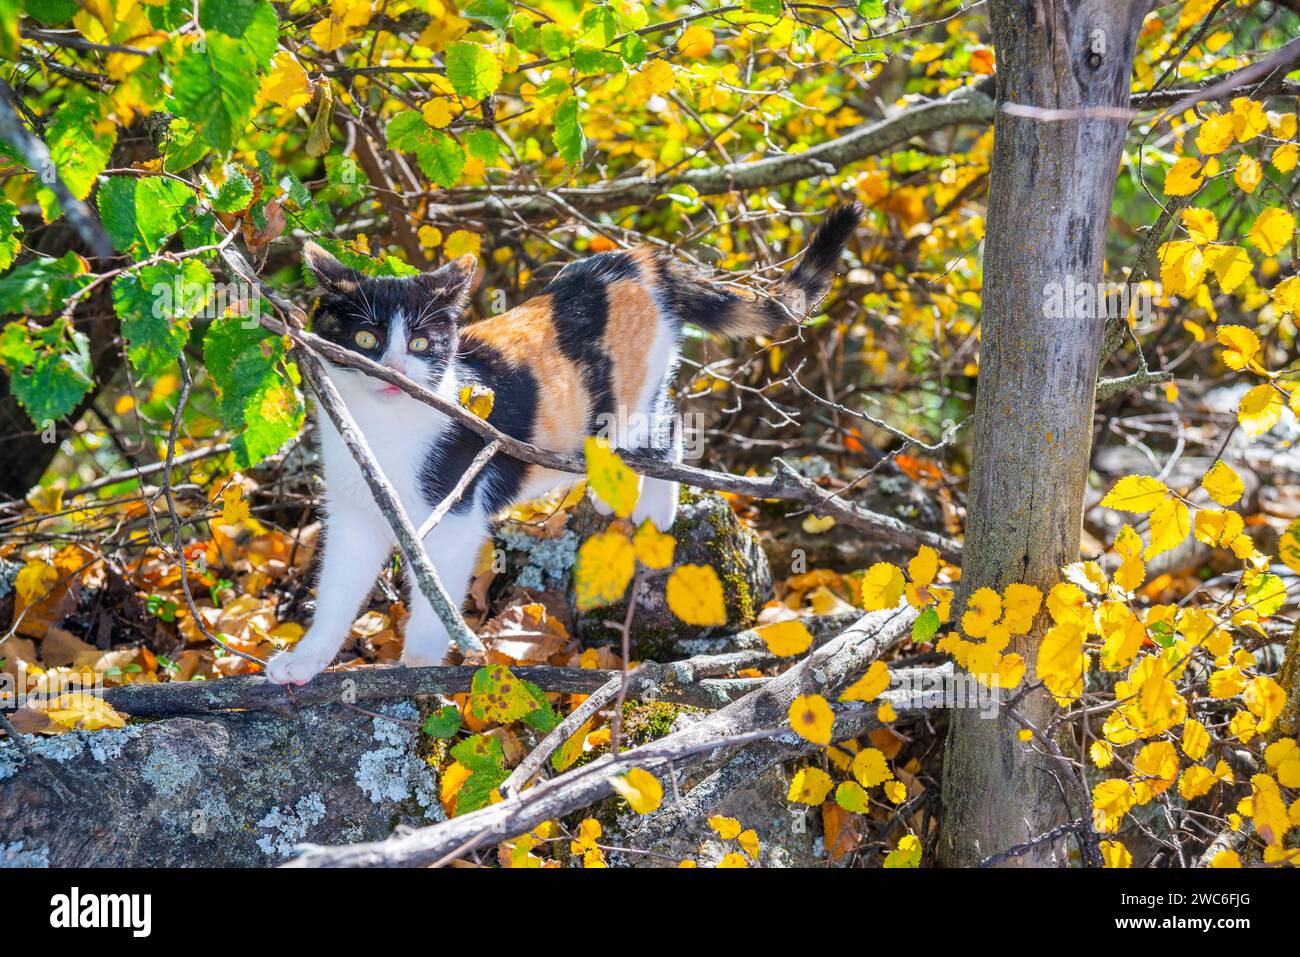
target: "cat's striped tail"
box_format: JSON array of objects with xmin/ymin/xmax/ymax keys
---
[{"xmin": 655, "ymin": 202, "xmax": 863, "ymax": 338}]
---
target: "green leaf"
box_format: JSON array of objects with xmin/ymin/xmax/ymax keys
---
[
  {"xmin": 911, "ymin": 606, "xmax": 941, "ymax": 644},
  {"xmin": 857, "ymin": 0, "xmax": 885, "ymax": 17},
  {"xmin": 112, "ymin": 259, "xmax": 212, "ymax": 376},
  {"xmin": 170, "ymin": 33, "xmax": 266, "ymax": 153},
  {"xmin": 553, "ymin": 97, "xmax": 585, "ymax": 166},
  {"xmin": 745, "ymin": 0, "xmax": 783, "ymax": 17},
  {"xmin": 35, "ymin": 92, "xmax": 116, "ymax": 221},
  {"xmin": 450, "ymin": 733, "xmax": 504, "ymax": 772},
  {"xmin": 620, "ymin": 33, "xmax": 647, "ymax": 65},
  {"xmin": 0, "ymin": 251, "xmax": 90, "ymax": 316},
  {"xmin": 469, "ymin": 664, "xmax": 541, "ymax": 724},
  {"xmin": 208, "ymin": 165, "xmax": 255, "ymax": 213},
  {"xmin": 462, "ymin": 0, "xmax": 511, "ymax": 33},
  {"xmin": 465, "ymin": 130, "xmax": 500, "ymax": 163},
  {"xmin": 574, "ymin": 49, "xmax": 623, "ymax": 76},
  {"xmin": 98, "ymin": 175, "xmax": 192, "ymax": 256},
  {"xmin": 520, "ymin": 681, "xmax": 560, "ymax": 733},
  {"xmin": 416, "ymin": 131, "xmax": 466, "ymax": 189},
  {"xmin": 388, "ymin": 115, "xmax": 465, "ymax": 189},
  {"xmin": 160, "ymin": 117, "xmax": 210, "ymax": 173},
  {"xmin": 1245, "ymin": 573, "xmax": 1287, "ymax": 618},
  {"xmin": 24, "ymin": 0, "xmax": 80, "ymax": 27},
  {"xmin": 539, "ymin": 23, "xmax": 572, "ymax": 60},
  {"xmin": 0, "ymin": 319, "xmax": 93, "ymax": 424},
  {"xmin": 448, "ymin": 734, "xmax": 508, "ymax": 815},
  {"xmin": 198, "ymin": 0, "xmax": 266, "ymax": 36},
  {"xmin": 445, "ymin": 42, "xmax": 502, "ymax": 100},
  {"xmin": 579, "ymin": 5, "xmax": 617, "ymax": 48},
  {"xmin": 421, "ymin": 705, "xmax": 462, "ymax": 739},
  {"xmin": 0, "ymin": 199, "xmax": 21, "ymax": 270},
  {"xmin": 203, "ymin": 317, "xmax": 304, "ymax": 467}
]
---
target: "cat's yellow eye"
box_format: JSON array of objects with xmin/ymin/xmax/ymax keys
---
[
  {"xmin": 354, "ymin": 330, "xmax": 378, "ymax": 349},
  {"xmin": 408, "ymin": 336, "xmax": 430, "ymax": 353}
]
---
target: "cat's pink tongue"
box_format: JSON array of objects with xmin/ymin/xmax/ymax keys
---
[{"xmin": 379, "ymin": 384, "xmax": 401, "ymax": 396}]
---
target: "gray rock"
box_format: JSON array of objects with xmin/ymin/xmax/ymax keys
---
[
  {"xmin": 0, "ymin": 700, "xmax": 442, "ymax": 866},
  {"xmin": 566, "ymin": 490, "xmax": 773, "ymax": 658}
]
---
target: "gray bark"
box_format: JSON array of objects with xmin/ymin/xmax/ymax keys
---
[{"xmin": 938, "ymin": 0, "xmax": 1149, "ymax": 867}]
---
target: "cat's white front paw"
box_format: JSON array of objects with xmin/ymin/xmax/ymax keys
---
[
  {"xmin": 401, "ymin": 631, "xmax": 451, "ymax": 668},
  {"xmin": 264, "ymin": 648, "xmax": 334, "ymax": 685},
  {"xmin": 632, "ymin": 481, "xmax": 678, "ymax": 532}
]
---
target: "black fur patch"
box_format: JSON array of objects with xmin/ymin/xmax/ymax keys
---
[
  {"xmin": 420, "ymin": 340, "xmax": 537, "ymax": 516},
  {"xmin": 543, "ymin": 251, "xmax": 639, "ymax": 433}
]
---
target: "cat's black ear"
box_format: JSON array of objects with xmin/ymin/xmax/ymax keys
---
[
  {"xmin": 417, "ymin": 253, "xmax": 479, "ymax": 310},
  {"xmin": 303, "ymin": 240, "xmax": 359, "ymax": 292}
]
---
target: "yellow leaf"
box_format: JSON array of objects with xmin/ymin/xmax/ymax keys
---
[
  {"xmin": 1181, "ymin": 719, "xmax": 1211, "ymax": 761},
  {"xmin": 1271, "ymin": 276, "xmax": 1300, "ymax": 315},
  {"xmin": 573, "ymin": 530, "xmax": 636, "ymax": 611},
  {"xmin": 1208, "ymin": 245, "xmax": 1252, "ymax": 293},
  {"xmin": 444, "ymin": 229, "xmax": 482, "ymax": 260},
  {"xmin": 1237, "ymin": 383, "xmax": 1283, "ymax": 437},
  {"xmin": 632, "ymin": 521, "xmax": 675, "ymax": 568},
  {"xmin": 219, "ymin": 485, "xmax": 250, "ymax": 527},
  {"xmin": 756, "ymin": 619, "xmax": 813, "ymax": 657},
  {"xmin": 1230, "ymin": 97, "xmax": 1269, "ymax": 143},
  {"xmin": 609, "ymin": 767, "xmax": 662, "ymax": 814},
  {"xmin": 882, "ymin": 833, "xmax": 921, "ymax": 868},
  {"xmin": 25, "ymin": 485, "xmax": 64, "ymax": 515},
  {"xmin": 1201, "ymin": 461, "xmax": 1244, "ymax": 507},
  {"xmin": 787, "ymin": 765, "xmax": 833, "ymax": 804},
  {"xmin": 859, "ymin": 562, "xmax": 904, "ymax": 611},
  {"xmin": 850, "ymin": 746, "xmax": 893, "ymax": 787},
  {"xmin": 801, "ymin": 513, "xmax": 835, "ymax": 534},
  {"xmin": 260, "ymin": 50, "xmax": 313, "ymax": 110},
  {"xmin": 788, "ymin": 693, "xmax": 834, "ymax": 746},
  {"xmin": 708, "ymin": 815, "xmax": 742, "ymax": 840},
  {"xmin": 1181, "ymin": 207, "xmax": 1218, "ymax": 243},
  {"xmin": 883, "ymin": 780, "xmax": 907, "ymax": 804},
  {"xmin": 716, "ymin": 851, "xmax": 747, "ymax": 868},
  {"xmin": 665, "ymin": 564, "xmax": 727, "ymax": 626},
  {"xmin": 1215, "ymin": 324, "xmax": 1259, "ymax": 371},
  {"xmin": 1092, "ymin": 778, "xmax": 1135, "ymax": 832},
  {"xmin": 1247, "ymin": 207, "xmax": 1295, "ymax": 257},
  {"xmin": 458, "ymin": 384, "xmax": 495, "ymax": 420},
  {"xmin": 737, "ymin": 829, "xmax": 760, "ymax": 859},
  {"xmin": 677, "ymin": 24, "xmax": 714, "ymax": 58},
  {"xmin": 840, "ymin": 660, "xmax": 889, "ymax": 702},
  {"xmin": 1100, "ymin": 840, "xmax": 1132, "ymax": 868},
  {"xmin": 1000, "ymin": 582, "xmax": 1043, "ymax": 634},
  {"xmin": 1234, "ymin": 155, "xmax": 1262, "ymax": 194},
  {"xmin": 960, "ymin": 586, "xmax": 1001, "ymax": 638},
  {"xmin": 877, "ymin": 700, "xmax": 897, "ymax": 722},
  {"xmin": 1210, "ymin": 850, "xmax": 1242, "ymax": 868},
  {"xmin": 998, "ymin": 652, "xmax": 1026, "ymax": 688},
  {"xmin": 1194, "ymin": 112, "xmax": 1237, "ymax": 154},
  {"xmin": 1163, "ymin": 157, "xmax": 1204, "ymax": 196},
  {"xmin": 1272, "ymin": 142, "xmax": 1298, "ymax": 174},
  {"xmin": 583, "ymin": 437, "xmax": 639, "ymax": 519},
  {"xmin": 45, "ymin": 693, "xmax": 128, "ymax": 731},
  {"xmin": 1145, "ymin": 496, "xmax": 1190, "ymax": 559},
  {"xmin": 1098, "ymin": 474, "xmax": 1168, "ymax": 514},
  {"xmin": 1037, "ymin": 622, "xmax": 1085, "ymax": 703},
  {"xmin": 907, "ymin": 545, "xmax": 938, "ymax": 588}
]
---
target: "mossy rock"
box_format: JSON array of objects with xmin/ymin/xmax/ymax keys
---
[{"xmin": 567, "ymin": 490, "xmax": 773, "ymax": 658}]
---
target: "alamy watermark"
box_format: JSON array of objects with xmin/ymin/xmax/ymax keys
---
[{"xmin": 1042, "ymin": 277, "xmax": 1160, "ymax": 325}]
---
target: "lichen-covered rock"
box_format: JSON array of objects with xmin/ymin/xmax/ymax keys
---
[
  {"xmin": 566, "ymin": 490, "xmax": 773, "ymax": 658},
  {"xmin": 0, "ymin": 700, "xmax": 442, "ymax": 867}
]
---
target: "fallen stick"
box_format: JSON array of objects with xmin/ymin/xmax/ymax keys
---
[{"xmin": 286, "ymin": 603, "xmax": 917, "ymax": 867}]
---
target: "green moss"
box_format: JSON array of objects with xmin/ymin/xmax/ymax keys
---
[{"xmin": 621, "ymin": 700, "xmax": 692, "ymax": 745}]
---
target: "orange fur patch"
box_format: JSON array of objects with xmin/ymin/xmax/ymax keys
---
[
  {"xmin": 603, "ymin": 279, "xmax": 661, "ymax": 409},
  {"xmin": 461, "ymin": 296, "xmax": 590, "ymax": 452}
]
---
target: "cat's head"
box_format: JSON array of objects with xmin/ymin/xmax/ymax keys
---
[{"xmin": 302, "ymin": 241, "xmax": 478, "ymax": 398}]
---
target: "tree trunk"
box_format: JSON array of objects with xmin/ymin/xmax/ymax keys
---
[{"xmin": 938, "ymin": 0, "xmax": 1149, "ymax": 867}]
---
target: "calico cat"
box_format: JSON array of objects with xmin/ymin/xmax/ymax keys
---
[{"xmin": 265, "ymin": 204, "xmax": 863, "ymax": 684}]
